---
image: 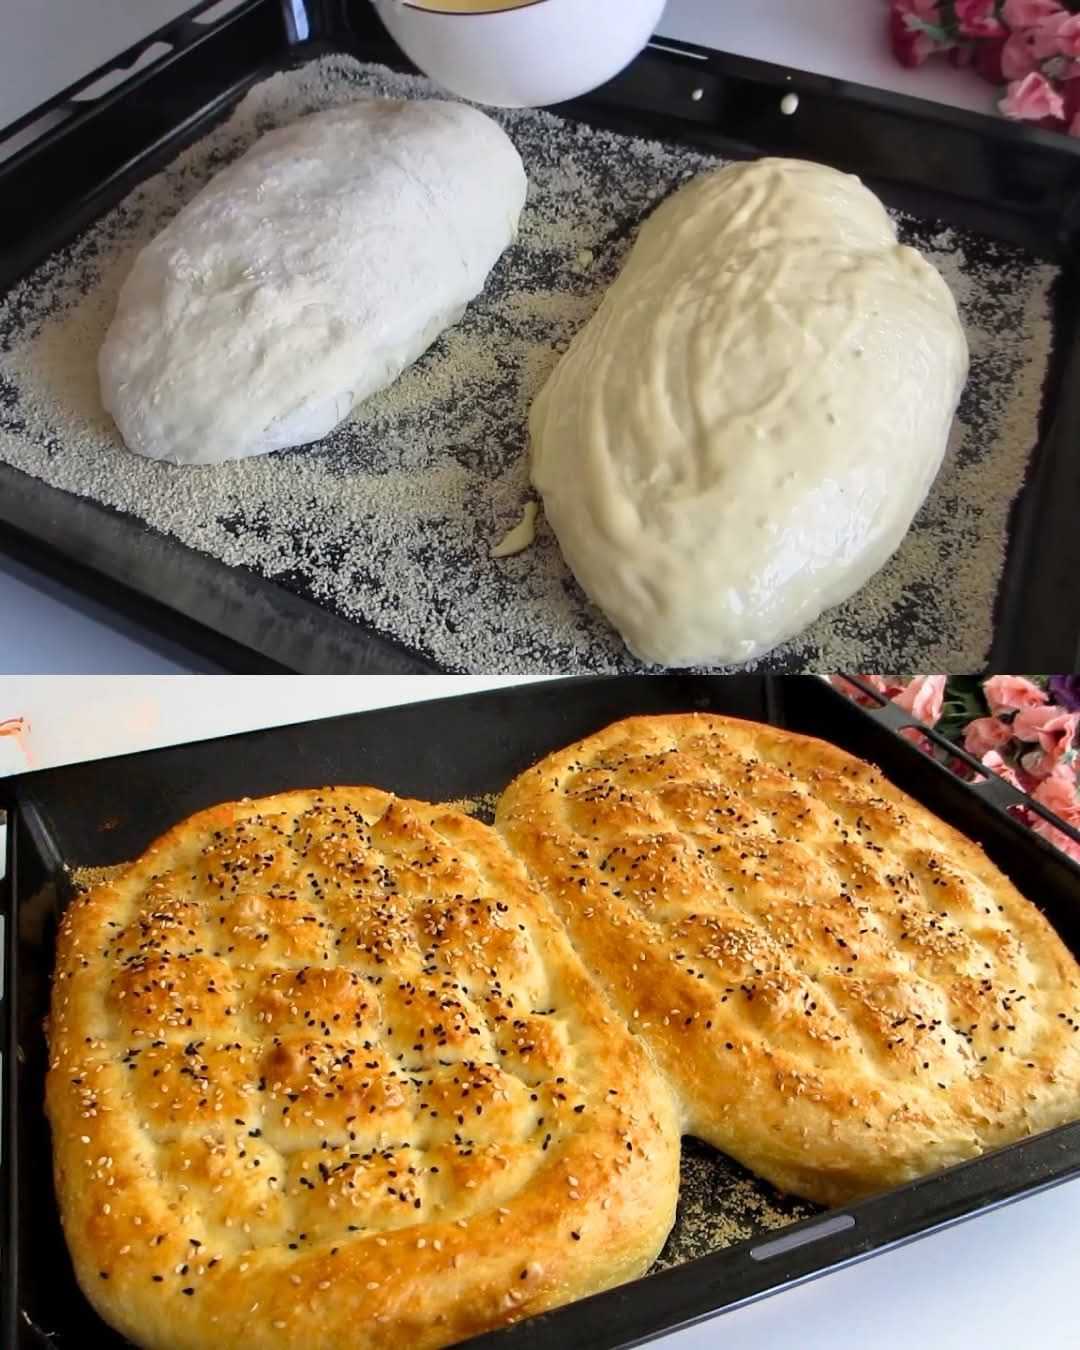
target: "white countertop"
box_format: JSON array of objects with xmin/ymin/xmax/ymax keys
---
[
  {"xmin": 0, "ymin": 0, "xmax": 1001, "ymax": 674},
  {"xmin": 1, "ymin": 674, "xmax": 1078, "ymax": 1349}
]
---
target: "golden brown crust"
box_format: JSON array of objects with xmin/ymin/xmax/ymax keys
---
[
  {"xmin": 496, "ymin": 713, "xmax": 1080, "ymax": 1206},
  {"xmin": 46, "ymin": 788, "xmax": 680, "ymax": 1350}
]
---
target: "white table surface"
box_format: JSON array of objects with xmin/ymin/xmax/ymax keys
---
[
  {"xmin": 0, "ymin": 0, "xmax": 1001, "ymax": 674},
  {"xmin": 2, "ymin": 674, "xmax": 1078, "ymax": 1349}
]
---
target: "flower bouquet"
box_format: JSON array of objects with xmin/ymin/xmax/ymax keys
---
[
  {"xmin": 888, "ymin": 1, "xmax": 1080, "ymax": 136},
  {"xmin": 832, "ymin": 675, "xmax": 1080, "ymax": 862}
]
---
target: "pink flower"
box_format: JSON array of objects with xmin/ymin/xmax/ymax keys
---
[
  {"xmin": 990, "ymin": 4, "xmax": 1072, "ymax": 79},
  {"xmin": 900, "ymin": 728, "xmax": 935, "ymax": 755},
  {"xmin": 893, "ymin": 0, "xmax": 945, "ymax": 20},
  {"xmin": 1000, "ymin": 71, "xmax": 1067, "ymax": 120},
  {"xmin": 1032, "ymin": 766, "xmax": 1080, "ymax": 820},
  {"xmin": 1002, "ymin": 0, "xmax": 1065, "ymax": 26},
  {"xmin": 1028, "ymin": 770, "xmax": 1080, "ymax": 861},
  {"xmin": 982, "ymin": 748, "xmax": 1024, "ymax": 790},
  {"xmin": 1051, "ymin": 14, "xmax": 1080, "ymax": 58},
  {"xmin": 1001, "ymin": 28, "xmax": 1043, "ymax": 78},
  {"xmin": 955, "ymin": 0, "xmax": 1006, "ymax": 36},
  {"xmin": 1020, "ymin": 746, "xmax": 1054, "ymax": 780},
  {"xmin": 893, "ymin": 675, "xmax": 947, "ymax": 727},
  {"xmin": 1030, "ymin": 815, "xmax": 1080, "ymax": 862},
  {"xmin": 1011, "ymin": 704, "xmax": 1079, "ymax": 774},
  {"xmin": 889, "ymin": 11, "xmax": 938, "ymax": 65},
  {"xmin": 946, "ymin": 753, "xmax": 976, "ymax": 779},
  {"xmin": 983, "ymin": 674, "xmax": 1048, "ymax": 715},
  {"xmin": 964, "ymin": 715, "xmax": 1013, "ymax": 759},
  {"xmin": 1013, "ymin": 10, "xmax": 1080, "ymax": 61},
  {"xmin": 889, "ymin": 2, "xmax": 947, "ymax": 66}
]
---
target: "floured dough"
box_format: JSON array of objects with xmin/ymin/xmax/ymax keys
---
[
  {"xmin": 529, "ymin": 157, "xmax": 969, "ymax": 667},
  {"xmin": 99, "ymin": 99, "xmax": 527, "ymax": 464}
]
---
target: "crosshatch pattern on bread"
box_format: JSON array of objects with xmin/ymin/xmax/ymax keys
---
[
  {"xmin": 497, "ymin": 714, "xmax": 1080, "ymax": 1207},
  {"xmin": 46, "ymin": 788, "xmax": 680, "ymax": 1350}
]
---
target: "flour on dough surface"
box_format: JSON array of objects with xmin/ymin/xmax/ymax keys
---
[
  {"xmin": 99, "ymin": 98, "xmax": 526, "ymax": 465},
  {"xmin": 0, "ymin": 56, "xmax": 1058, "ymax": 672}
]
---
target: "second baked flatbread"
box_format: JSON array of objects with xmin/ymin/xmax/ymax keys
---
[{"xmin": 497, "ymin": 713, "xmax": 1080, "ymax": 1206}]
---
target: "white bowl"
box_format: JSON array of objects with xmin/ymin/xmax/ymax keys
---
[{"xmin": 371, "ymin": 0, "xmax": 668, "ymax": 108}]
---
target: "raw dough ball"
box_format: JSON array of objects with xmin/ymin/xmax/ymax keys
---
[
  {"xmin": 529, "ymin": 157, "xmax": 969, "ymax": 667},
  {"xmin": 100, "ymin": 99, "xmax": 527, "ymax": 465}
]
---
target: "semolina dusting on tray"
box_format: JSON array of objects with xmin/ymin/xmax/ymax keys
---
[{"xmin": 0, "ymin": 55, "xmax": 1059, "ymax": 673}]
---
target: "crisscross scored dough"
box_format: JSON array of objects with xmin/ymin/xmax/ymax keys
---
[
  {"xmin": 47, "ymin": 789, "xmax": 679, "ymax": 1350},
  {"xmin": 497, "ymin": 714, "xmax": 1080, "ymax": 1206}
]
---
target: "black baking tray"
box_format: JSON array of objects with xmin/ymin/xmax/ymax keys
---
[
  {"xmin": 2, "ymin": 0, "xmax": 1080, "ymax": 672},
  {"xmin": 4, "ymin": 674, "xmax": 1080, "ymax": 1349}
]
